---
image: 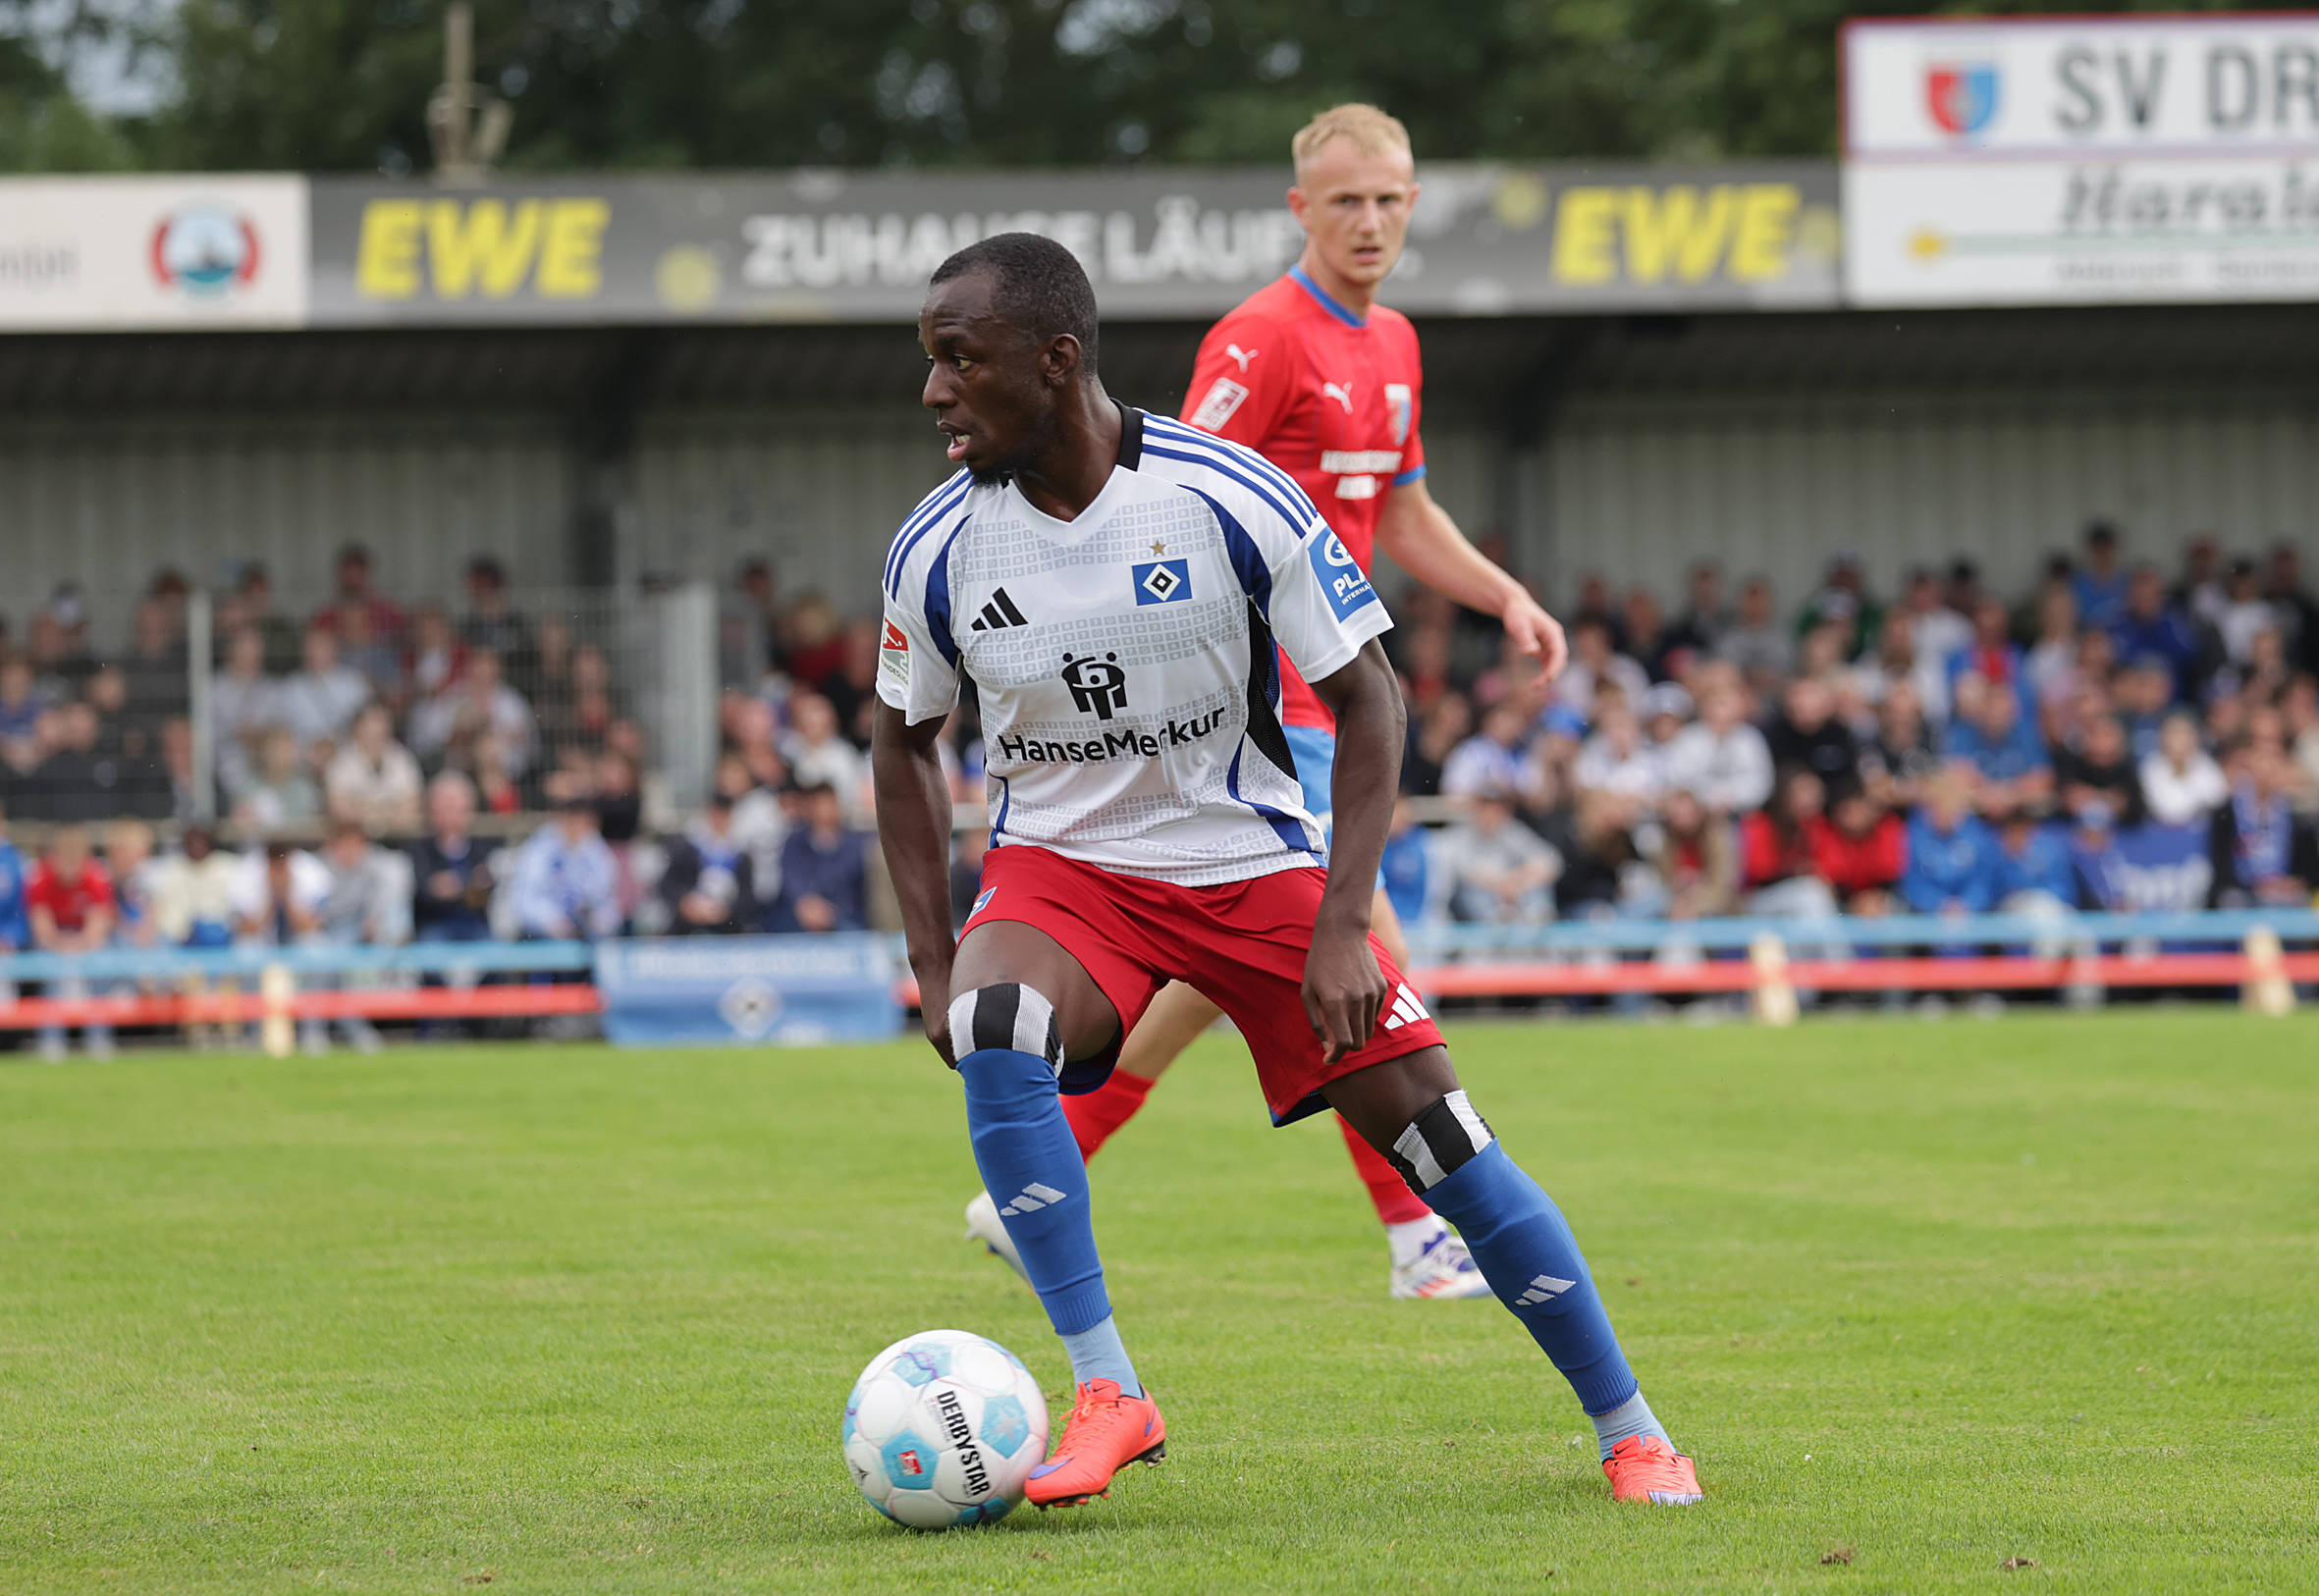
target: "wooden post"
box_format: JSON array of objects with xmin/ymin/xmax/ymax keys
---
[
  {"xmin": 2242, "ymin": 926, "xmax": 2294, "ymax": 1017},
  {"xmin": 260, "ymin": 963, "xmax": 296, "ymax": 1057},
  {"xmin": 1750, "ymin": 932, "xmax": 1799, "ymax": 1028}
]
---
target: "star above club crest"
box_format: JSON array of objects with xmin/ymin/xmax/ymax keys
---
[{"xmin": 1150, "ymin": 540, "xmax": 1166, "ymax": 555}]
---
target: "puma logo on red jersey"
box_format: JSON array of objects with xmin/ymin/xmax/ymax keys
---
[{"xmin": 1321, "ymin": 381, "xmax": 1354, "ymax": 412}]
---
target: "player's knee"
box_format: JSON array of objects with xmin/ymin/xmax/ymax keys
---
[
  {"xmin": 947, "ymin": 983, "xmax": 1064, "ymax": 1076},
  {"xmin": 1385, "ymin": 1090, "xmax": 1496, "ymax": 1195}
]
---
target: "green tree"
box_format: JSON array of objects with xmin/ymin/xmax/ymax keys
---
[
  {"xmin": 14, "ymin": 0, "xmax": 2319, "ymax": 174},
  {"xmin": 0, "ymin": 12, "xmax": 136, "ymax": 170}
]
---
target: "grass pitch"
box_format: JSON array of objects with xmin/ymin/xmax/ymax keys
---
[{"xmin": 4, "ymin": 1012, "xmax": 2316, "ymax": 1594}]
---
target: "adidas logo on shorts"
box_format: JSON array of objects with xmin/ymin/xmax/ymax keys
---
[{"xmin": 1381, "ymin": 983, "xmax": 1429, "ymax": 1031}]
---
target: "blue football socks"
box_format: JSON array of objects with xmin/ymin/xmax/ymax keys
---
[
  {"xmin": 1588, "ymin": 1389, "xmax": 1672, "ymax": 1462},
  {"xmin": 1058, "ymin": 1317, "xmax": 1143, "ymax": 1398},
  {"xmin": 956, "ymin": 1042, "xmax": 1123, "ymax": 1350},
  {"xmin": 1419, "ymin": 1140, "xmax": 1641, "ymax": 1416}
]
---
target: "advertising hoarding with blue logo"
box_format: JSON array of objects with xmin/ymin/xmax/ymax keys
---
[
  {"xmin": 0, "ymin": 176, "xmax": 308, "ymax": 330},
  {"xmin": 595, "ymin": 933, "xmax": 904, "ymax": 1046},
  {"xmin": 1844, "ymin": 16, "xmax": 2319, "ymax": 306}
]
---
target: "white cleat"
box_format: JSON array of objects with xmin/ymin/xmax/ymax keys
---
[
  {"xmin": 1390, "ymin": 1230, "xmax": 1494, "ymax": 1301},
  {"xmin": 965, "ymin": 1190, "xmax": 1029, "ymax": 1283}
]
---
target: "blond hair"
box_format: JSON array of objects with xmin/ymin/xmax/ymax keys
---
[{"xmin": 1291, "ymin": 103, "xmax": 1412, "ymax": 175}]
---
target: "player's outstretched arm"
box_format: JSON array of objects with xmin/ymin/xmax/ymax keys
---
[
  {"xmin": 870, "ymin": 700, "xmax": 960, "ymax": 1065},
  {"xmin": 1375, "ymin": 477, "xmax": 1567, "ymax": 680},
  {"xmin": 1302, "ymin": 639, "xmax": 1405, "ymax": 1061}
]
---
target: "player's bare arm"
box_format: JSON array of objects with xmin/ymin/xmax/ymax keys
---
[
  {"xmin": 871, "ymin": 699, "xmax": 960, "ymax": 1063},
  {"xmin": 1375, "ymin": 478, "xmax": 1568, "ymax": 680},
  {"xmin": 1301, "ymin": 637, "xmax": 1403, "ymax": 1060}
]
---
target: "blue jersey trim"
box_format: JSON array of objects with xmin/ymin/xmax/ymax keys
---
[
  {"xmin": 925, "ymin": 523, "xmax": 966, "ymax": 665},
  {"xmin": 1391, "ymin": 464, "xmax": 1426, "ymax": 486},
  {"xmin": 1141, "ymin": 444, "xmax": 1311, "ymax": 549},
  {"xmin": 887, "ymin": 473, "xmax": 974, "ymax": 598},
  {"xmin": 1226, "ymin": 743, "xmax": 1321, "ymax": 859},
  {"xmin": 1144, "ymin": 415, "xmax": 1316, "ymax": 523},
  {"xmin": 1182, "ymin": 487, "xmax": 1273, "ymax": 619},
  {"xmin": 1288, "ymin": 263, "xmax": 1368, "ymax": 329}
]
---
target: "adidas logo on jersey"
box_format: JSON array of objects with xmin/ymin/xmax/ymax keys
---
[
  {"xmin": 1382, "ymin": 983, "xmax": 1429, "ymax": 1031},
  {"xmin": 970, "ymin": 588, "xmax": 1030, "ymax": 632},
  {"xmin": 998, "ymin": 1182, "xmax": 1068, "ymax": 1218},
  {"xmin": 1515, "ymin": 1274, "xmax": 1578, "ymax": 1307}
]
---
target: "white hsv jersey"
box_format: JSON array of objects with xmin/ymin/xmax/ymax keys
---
[{"xmin": 879, "ymin": 406, "xmax": 1392, "ymax": 887}]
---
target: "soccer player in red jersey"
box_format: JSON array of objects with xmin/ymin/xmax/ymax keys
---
[
  {"xmin": 878, "ymin": 233, "xmax": 1698, "ymax": 1509},
  {"xmin": 964, "ymin": 105, "xmax": 1568, "ymax": 1301}
]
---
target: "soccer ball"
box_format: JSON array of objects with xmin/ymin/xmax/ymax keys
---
[{"xmin": 842, "ymin": 1329, "xmax": 1050, "ymax": 1529}]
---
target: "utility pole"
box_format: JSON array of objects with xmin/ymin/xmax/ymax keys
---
[{"xmin": 427, "ymin": 2, "xmax": 512, "ymax": 186}]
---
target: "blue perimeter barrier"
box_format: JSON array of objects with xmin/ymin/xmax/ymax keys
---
[{"xmin": 2, "ymin": 910, "xmax": 2313, "ymax": 986}]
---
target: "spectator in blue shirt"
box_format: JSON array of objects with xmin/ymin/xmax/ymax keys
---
[
  {"xmin": 509, "ymin": 795, "xmax": 623, "ymax": 939},
  {"xmin": 1902, "ymin": 771, "xmax": 2005, "ymax": 915},
  {"xmin": 1995, "ymin": 812, "xmax": 2077, "ymax": 906},
  {"xmin": 1378, "ymin": 797, "xmax": 1433, "ymax": 926},
  {"xmin": 2067, "ymin": 800, "xmax": 2131, "ymax": 912},
  {"xmin": 2070, "ymin": 521, "xmax": 2130, "ymax": 632},
  {"xmin": 772, "ymin": 782, "xmax": 870, "ymax": 933},
  {"xmin": 2107, "ymin": 566, "xmax": 2203, "ymax": 701},
  {"xmin": 410, "ymin": 772, "xmax": 496, "ymax": 942},
  {"xmin": 0, "ymin": 802, "xmax": 29, "ymax": 954},
  {"xmin": 1940, "ymin": 675, "xmax": 2052, "ymax": 819}
]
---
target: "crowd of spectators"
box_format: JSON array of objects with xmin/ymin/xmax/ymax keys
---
[
  {"xmin": 1373, "ymin": 525, "xmax": 2319, "ymax": 931},
  {"xmin": 4, "ymin": 524, "xmax": 2318, "ymax": 1052}
]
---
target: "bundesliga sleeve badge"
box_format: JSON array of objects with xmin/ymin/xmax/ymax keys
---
[{"xmin": 880, "ymin": 617, "xmax": 911, "ymax": 685}]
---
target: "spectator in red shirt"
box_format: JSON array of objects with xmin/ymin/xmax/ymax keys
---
[
  {"xmin": 1740, "ymin": 768, "xmax": 1839, "ymax": 922},
  {"xmin": 1808, "ymin": 788, "xmax": 1908, "ymax": 916},
  {"xmin": 27, "ymin": 823, "xmax": 115, "ymax": 1061}
]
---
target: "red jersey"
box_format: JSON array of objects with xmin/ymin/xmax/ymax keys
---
[
  {"xmin": 27, "ymin": 861, "xmax": 114, "ymax": 936},
  {"xmin": 1181, "ymin": 265, "xmax": 1426, "ymax": 729}
]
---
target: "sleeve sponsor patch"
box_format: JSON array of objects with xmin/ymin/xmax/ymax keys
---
[
  {"xmin": 880, "ymin": 617, "xmax": 911, "ymax": 684},
  {"xmin": 1308, "ymin": 530, "xmax": 1379, "ymax": 622},
  {"xmin": 1188, "ymin": 377, "xmax": 1250, "ymax": 433}
]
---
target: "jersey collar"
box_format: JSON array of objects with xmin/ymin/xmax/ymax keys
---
[
  {"xmin": 1113, "ymin": 399, "xmax": 1145, "ymax": 469},
  {"xmin": 1287, "ymin": 263, "xmax": 1368, "ymax": 329}
]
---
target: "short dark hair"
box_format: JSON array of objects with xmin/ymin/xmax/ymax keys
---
[{"xmin": 929, "ymin": 232, "xmax": 1099, "ymax": 372}]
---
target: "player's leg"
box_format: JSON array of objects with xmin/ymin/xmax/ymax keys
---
[
  {"xmin": 965, "ymin": 977, "xmax": 1221, "ymax": 1272},
  {"xmin": 946, "ymin": 917, "xmax": 1165, "ymax": 1505},
  {"xmin": 1059, "ymin": 979, "xmax": 1220, "ymax": 1156},
  {"xmin": 1335, "ymin": 887, "xmax": 1492, "ymax": 1299},
  {"xmin": 1323, "ymin": 1046, "xmax": 1702, "ymax": 1505}
]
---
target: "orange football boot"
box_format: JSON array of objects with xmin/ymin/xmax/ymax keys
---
[
  {"xmin": 1024, "ymin": 1378, "xmax": 1166, "ymax": 1508},
  {"xmin": 1602, "ymin": 1435, "xmax": 1704, "ymax": 1504}
]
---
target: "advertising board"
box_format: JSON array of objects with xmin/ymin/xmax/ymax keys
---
[
  {"xmin": 0, "ymin": 175, "xmax": 309, "ymax": 330},
  {"xmin": 1844, "ymin": 15, "xmax": 2319, "ymax": 305}
]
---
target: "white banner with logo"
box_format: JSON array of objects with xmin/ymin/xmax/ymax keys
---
[
  {"xmin": 1842, "ymin": 16, "xmax": 2319, "ymax": 305},
  {"xmin": 0, "ymin": 176, "xmax": 309, "ymax": 330}
]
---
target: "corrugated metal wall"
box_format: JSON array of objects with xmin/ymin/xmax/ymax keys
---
[
  {"xmin": 9, "ymin": 371, "xmax": 2309, "ymax": 649},
  {"xmin": 629, "ymin": 407, "xmax": 1513, "ymax": 609},
  {"xmin": 0, "ymin": 411, "xmax": 571, "ymax": 636},
  {"xmin": 1534, "ymin": 391, "xmax": 2319, "ymax": 606},
  {"xmin": 628, "ymin": 407, "xmax": 952, "ymax": 601}
]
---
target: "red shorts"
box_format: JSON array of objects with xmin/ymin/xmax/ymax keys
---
[{"xmin": 962, "ymin": 844, "xmax": 1446, "ymax": 1125}]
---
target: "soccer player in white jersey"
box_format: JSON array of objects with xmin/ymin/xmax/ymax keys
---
[
  {"xmin": 873, "ymin": 232, "xmax": 1701, "ymax": 1509},
  {"xmin": 965, "ymin": 102, "xmax": 1567, "ymax": 1302}
]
